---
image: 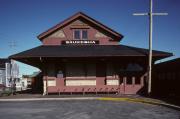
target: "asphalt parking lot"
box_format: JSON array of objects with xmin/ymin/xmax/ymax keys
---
[{"xmin": 0, "ymin": 100, "xmax": 179, "ymax": 119}]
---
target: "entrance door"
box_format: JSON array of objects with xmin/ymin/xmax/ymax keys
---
[
  {"xmin": 96, "ymin": 62, "xmax": 106, "ymax": 86},
  {"xmin": 119, "ymin": 77, "xmax": 125, "ymax": 94}
]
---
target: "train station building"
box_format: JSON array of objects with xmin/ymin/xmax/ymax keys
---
[{"xmin": 10, "ymin": 12, "xmax": 172, "ymax": 95}]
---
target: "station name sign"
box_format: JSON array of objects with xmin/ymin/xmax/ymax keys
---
[{"xmin": 62, "ymin": 40, "xmax": 99, "ymax": 45}]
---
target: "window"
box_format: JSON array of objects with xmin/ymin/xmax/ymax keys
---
[
  {"xmin": 135, "ymin": 77, "xmax": 141, "ymax": 84},
  {"xmin": 86, "ymin": 63, "xmax": 96, "ymax": 77},
  {"xmin": 22, "ymin": 82, "xmax": 25, "ymax": 87},
  {"xmin": 82, "ymin": 30, "xmax": 88, "ymax": 39},
  {"xmin": 119, "ymin": 78, "xmax": 123, "ymax": 84},
  {"xmin": 106, "ymin": 63, "xmax": 116, "ymax": 78},
  {"xmin": 66, "ymin": 63, "xmax": 85, "ymax": 77},
  {"xmin": 126, "ymin": 77, "xmax": 132, "ymax": 84},
  {"xmin": 126, "ymin": 63, "xmax": 143, "ymax": 71},
  {"xmin": 74, "ymin": 30, "xmax": 80, "ymax": 39},
  {"xmin": 57, "ymin": 70, "xmax": 64, "ymax": 78},
  {"xmin": 74, "ymin": 30, "xmax": 88, "ymax": 40}
]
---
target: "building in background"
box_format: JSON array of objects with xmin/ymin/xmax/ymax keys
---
[
  {"xmin": 22, "ymin": 75, "xmax": 33, "ymax": 90},
  {"xmin": 0, "ymin": 58, "xmax": 10, "ymax": 87},
  {"xmin": 22, "ymin": 72, "xmax": 43, "ymax": 93},
  {"xmin": 152, "ymin": 58, "xmax": 180, "ymax": 98},
  {"xmin": 21, "ymin": 76, "xmax": 28, "ymax": 90},
  {"xmin": 10, "ymin": 12, "xmax": 172, "ymax": 95},
  {"xmin": 0, "ymin": 58, "xmax": 19, "ymax": 88}
]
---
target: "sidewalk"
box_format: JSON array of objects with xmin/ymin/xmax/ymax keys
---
[
  {"xmin": 0, "ymin": 93, "xmax": 141, "ymax": 99},
  {"xmin": 0, "ymin": 97, "xmax": 99, "ymax": 101}
]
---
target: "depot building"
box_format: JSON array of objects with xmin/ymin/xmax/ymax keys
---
[{"xmin": 10, "ymin": 12, "xmax": 172, "ymax": 95}]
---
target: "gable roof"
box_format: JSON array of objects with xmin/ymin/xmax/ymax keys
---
[{"xmin": 38, "ymin": 12, "xmax": 123, "ymax": 41}]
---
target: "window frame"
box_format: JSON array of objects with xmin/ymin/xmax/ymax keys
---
[
  {"xmin": 74, "ymin": 30, "xmax": 81, "ymax": 40},
  {"xmin": 82, "ymin": 30, "xmax": 88, "ymax": 40},
  {"xmin": 73, "ymin": 29, "xmax": 88, "ymax": 40}
]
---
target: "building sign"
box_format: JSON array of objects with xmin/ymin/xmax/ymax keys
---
[{"xmin": 62, "ymin": 40, "xmax": 99, "ymax": 45}]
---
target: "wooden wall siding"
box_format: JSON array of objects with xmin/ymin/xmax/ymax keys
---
[
  {"xmin": 43, "ymin": 61, "xmax": 147, "ymax": 94},
  {"xmin": 44, "ymin": 75, "xmax": 146, "ymax": 94},
  {"xmin": 42, "ymin": 19, "xmax": 119, "ymax": 45},
  {"xmin": 152, "ymin": 59, "xmax": 180, "ymax": 97},
  {"xmin": 95, "ymin": 31, "xmax": 107, "ymax": 38}
]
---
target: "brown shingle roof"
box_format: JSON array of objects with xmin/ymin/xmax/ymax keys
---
[{"xmin": 9, "ymin": 45, "xmax": 172, "ymax": 59}]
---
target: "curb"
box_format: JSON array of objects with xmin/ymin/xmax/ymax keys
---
[
  {"xmin": 0, "ymin": 97, "xmax": 99, "ymax": 102},
  {"xmin": 98, "ymin": 97, "xmax": 180, "ymax": 111}
]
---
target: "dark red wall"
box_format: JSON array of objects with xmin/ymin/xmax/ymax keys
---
[{"xmin": 42, "ymin": 19, "xmax": 119, "ymax": 45}]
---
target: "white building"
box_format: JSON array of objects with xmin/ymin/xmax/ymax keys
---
[
  {"xmin": 21, "ymin": 76, "xmax": 28, "ymax": 90},
  {"xmin": 0, "ymin": 59, "xmax": 19, "ymax": 88}
]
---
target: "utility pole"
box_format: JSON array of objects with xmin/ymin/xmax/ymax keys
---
[{"xmin": 133, "ymin": 0, "xmax": 168, "ymax": 95}]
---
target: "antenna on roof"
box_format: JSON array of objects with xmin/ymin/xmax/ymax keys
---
[
  {"xmin": 133, "ymin": 0, "xmax": 168, "ymax": 95},
  {"xmin": 8, "ymin": 40, "xmax": 18, "ymax": 57},
  {"xmin": 9, "ymin": 40, "xmax": 17, "ymax": 50}
]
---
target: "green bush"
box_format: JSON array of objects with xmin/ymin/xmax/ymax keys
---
[
  {"xmin": 2, "ymin": 90, "xmax": 11, "ymax": 96},
  {"xmin": 0, "ymin": 88, "xmax": 12, "ymax": 97}
]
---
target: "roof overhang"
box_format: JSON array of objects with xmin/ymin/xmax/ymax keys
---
[{"xmin": 9, "ymin": 45, "xmax": 173, "ymax": 68}]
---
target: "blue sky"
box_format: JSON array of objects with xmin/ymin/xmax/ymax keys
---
[{"xmin": 0, "ymin": 0, "xmax": 179, "ymax": 76}]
